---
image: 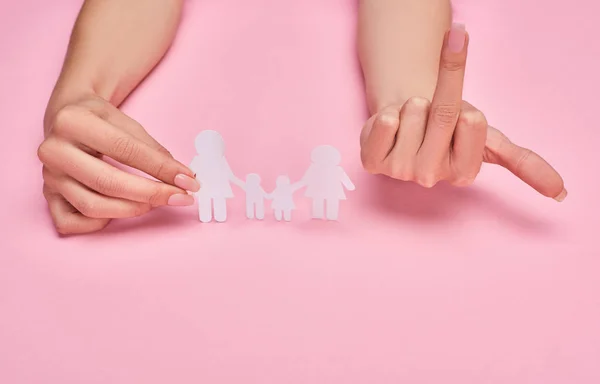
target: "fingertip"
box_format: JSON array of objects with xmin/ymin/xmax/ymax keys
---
[
  {"xmin": 167, "ymin": 193, "xmax": 195, "ymax": 207},
  {"xmin": 174, "ymin": 173, "xmax": 201, "ymax": 192},
  {"xmin": 553, "ymin": 188, "xmax": 568, "ymax": 202}
]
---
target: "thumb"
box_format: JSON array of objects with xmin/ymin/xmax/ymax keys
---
[{"xmin": 483, "ymin": 126, "xmax": 567, "ymax": 201}]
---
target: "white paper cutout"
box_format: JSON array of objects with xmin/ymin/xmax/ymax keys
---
[
  {"xmin": 242, "ymin": 173, "xmax": 270, "ymax": 220},
  {"xmin": 190, "ymin": 131, "xmax": 354, "ymax": 223},
  {"xmin": 189, "ymin": 130, "xmax": 244, "ymax": 223},
  {"xmin": 266, "ymin": 175, "xmax": 304, "ymax": 222},
  {"xmin": 296, "ymin": 145, "xmax": 355, "ymax": 221}
]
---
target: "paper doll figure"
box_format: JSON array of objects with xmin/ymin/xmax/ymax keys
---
[
  {"xmin": 297, "ymin": 145, "xmax": 355, "ymax": 221},
  {"xmin": 189, "ymin": 130, "xmax": 244, "ymax": 223},
  {"xmin": 242, "ymin": 173, "xmax": 270, "ymax": 220},
  {"xmin": 267, "ymin": 175, "xmax": 303, "ymax": 222}
]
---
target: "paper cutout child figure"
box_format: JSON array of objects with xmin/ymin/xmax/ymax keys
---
[
  {"xmin": 267, "ymin": 175, "xmax": 303, "ymax": 222},
  {"xmin": 297, "ymin": 145, "xmax": 355, "ymax": 221},
  {"xmin": 242, "ymin": 173, "xmax": 270, "ymax": 220},
  {"xmin": 189, "ymin": 130, "xmax": 244, "ymax": 223}
]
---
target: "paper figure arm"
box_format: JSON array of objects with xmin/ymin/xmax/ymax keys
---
[
  {"xmin": 340, "ymin": 169, "xmax": 356, "ymax": 191},
  {"xmin": 262, "ymin": 188, "xmax": 273, "ymax": 200},
  {"xmin": 224, "ymin": 158, "xmax": 244, "ymax": 188},
  {"xmin": 290, "ymin": 182, "xmax": 306, "ymax": 193},
  {"xmin": 293, "ymin": 167, "xmax": 313, "ymax": 191}
]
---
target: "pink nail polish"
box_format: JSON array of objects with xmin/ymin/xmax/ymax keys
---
[
  {"xmin": 174, "ymin": 174, "xmax": 200, "ymax": 192},
  {"xmin": 448, "ymin": 23, "xmax": 466, "ymax": 53},
  {"xmin": 167, "ymin": 194, "xmax": 195, "ymax": 206}
]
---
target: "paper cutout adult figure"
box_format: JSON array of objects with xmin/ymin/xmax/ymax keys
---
[
  {"xmin": 242, "ymin": 173, "xmax": 270, "ymax": 220},
  {"xmin": 267, "ymin": 175, "xmax": 303, "ymax": 222},
  {"xmin": 189, "ymin": 130, "xmax": 243, "ymax": 223},
  {"xmin": 297, "ymin": 145, "xmax": 355, "ymax": 220}
]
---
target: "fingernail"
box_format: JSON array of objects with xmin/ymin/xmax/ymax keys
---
[
  {"xmin": 448, "ymin": 23, "xmax": 466, "ymax": 53},
  {"xmin": 554, "ymin": 188, "xmax": 568, "ymax": 202},
  {"xmin": 168, "ymin": 194, "xmax": 195, "ymax": 206},
  {"xmin": 174, "ymin": 174, "xmax": 200, "ymax": 192}
]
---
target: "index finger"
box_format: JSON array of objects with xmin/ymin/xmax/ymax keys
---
[
  {"xmin": 419, "ymin": 23, "xmax": 469, "ymax": 159},
  {"xmin": 55, "ymin": 107, "xmax": 199, "ymax": 192}
]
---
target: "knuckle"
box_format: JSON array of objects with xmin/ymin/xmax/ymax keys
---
[
  {"xmin": 452, "ymin": 177, "xmax": 475, "ymax": 187},
  {"xmin": 54, "ymin": 218, "xmax": 74, "ymax": 236},
  {"xmin": 458, "ymin": 109, "xmax": 487, "ymax": 129},
  {"xmin": 361, "ymin": 152, "xmax": 379, "ymax": 174},
  {"xmin": 157, "ymin": 146, "xmax": 173, "ymax": 158},
  {"xmin": 404, "ymin": 97, "xmax": 431, "ymax": 113},
  {"xmin": 415, "ymin": 172, "xmax": 439, "ymax": 188},
  {"xmin": 147, "ymin": 187, "xmax": 166, "ymax": 206},
  {"xmin": 515, "ymin": 149, "xmax": 533, "ymax": 175},
  {"xmin": 93, "ymin": 175, "xmax": 122, "ymax": 196},
  {"xmin": 152, "ymin": 160, "xmax": 170, "ymax": 180},
  {"xmin": 389, "ymin": 163, "xmax": 413, "ymax": 181},
  {"xmin": 37, "ymin": 140, "xmax": 53, "ymax": 164},
  {"xmin": 73, "ymin": 198, "xmax": 99, "ymax": 218},
  {"xmin": 441, "ymin": 58, "xmax": 466, "ymax": 72},
  {"xmin": 431, "ymin": 103, "xmax": 460, "ymax": 127},
  {"xmin": 112, "ymin": 136, "xmax": 140, "ymax": 163},
  {"xmin": 132, "ymin": 204, "xmax": 151, "ymax": 217},
  {"xmin": 51, "ymin": 105, "xmax": 82, "ymax": 135}
]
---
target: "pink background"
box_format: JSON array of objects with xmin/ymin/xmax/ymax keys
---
[{"xmin": 1, "ymin": 0, "xmax": 599, "ymax": 383}]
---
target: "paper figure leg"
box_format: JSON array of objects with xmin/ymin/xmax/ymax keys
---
[
  {"xmin": 255, "ymin": 201, "xmax": 265, "ymax": 220},
  {"xmin": 274, "ymin": 209, "xmax": 283, "ymax": 221},
  {"xmin": 246, "ymin": 201, "xmax": 255, "ymax": 219},
  {"xmin": 283, "ymin": 210, "xmax": 292, "ymax": 222},
  {"xmin": 312, "ymin": 198, "xmax": 324, "ymax": 219},
  {"xmin": 213, "ymin": 198, "xmax": 227, "ymax": 222},
  {"xmin": 326, "ymin": 198, "xmax": 339, "ymax": 220},
  {"xmin": 199, "ymin": 195, "xmax": 212, "ymax": 223}
]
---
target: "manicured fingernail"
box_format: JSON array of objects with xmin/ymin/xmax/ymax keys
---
[
  {"xmin": 168, "ymin": 194, "xmax": 195, "ymax": 206},
  {"xmin": 554, "ymin": 188, "xmax": 568, "ymax": 202},
  {"xmin": 448, "ymin": 23, "xmax": 466, "ymax": 53},
  {"xmin": 174, "ymin": 174, "xmax": 200, "ymax": 192}
]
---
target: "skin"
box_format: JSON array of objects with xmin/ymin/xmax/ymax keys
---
[
  {"xmin": 39, "ymin": 0, "xmax": 566, "ymax": 235},
  {"xmin": 358, "ymin": 0, "xmax": 565, "ymax": 198},
  {"xmin": 39, "ymin": 0, "xmax": 199, "ymax": 235}
]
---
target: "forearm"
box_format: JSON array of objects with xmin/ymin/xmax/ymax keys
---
[
  {"xmin": 358, "ymin": 0, "xmax": 452, "ymax": 114},
  {"xmin": 45, "ymin": 0, "xmax": 184, "ymax": 130}
]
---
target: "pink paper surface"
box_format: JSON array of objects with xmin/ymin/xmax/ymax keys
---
[{"xmin": 1, "ymin": 1, "xmax": 598, "ymax": 383}]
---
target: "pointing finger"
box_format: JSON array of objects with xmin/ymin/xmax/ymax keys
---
[{"xmin": 484, "ymin": 126, "xmax": 567, "ymax": 201}]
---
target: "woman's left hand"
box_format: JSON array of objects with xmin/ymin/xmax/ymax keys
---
[{"xmin": 359, "ymin": 25, "xmax": 566, "ymax": 201}]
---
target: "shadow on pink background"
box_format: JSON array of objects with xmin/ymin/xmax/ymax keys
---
[{"xmin": 1, "ymin": 0, "xmax": 598, "ymax": 383}]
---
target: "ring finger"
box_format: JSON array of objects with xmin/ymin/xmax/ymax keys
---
[{"xmin": 386, "ymin": 97, "xmax": 429, "ymax": 177}]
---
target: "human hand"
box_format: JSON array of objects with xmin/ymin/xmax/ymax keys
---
[
  {"xmin": 359, "ymin": 25, "xmax": 566, "ymax": 201},
  {"xmin": 38, "ymin": 95, "xmax": 200, "ymax": 235}
]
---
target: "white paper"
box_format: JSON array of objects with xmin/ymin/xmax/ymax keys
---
[
  {"xmin": 190, "ymin": 131, "xmax": 354, "ymax": 223},
  {"xmin": 189, "ymin": 130, "xmax": 243, "ymax": 223}
]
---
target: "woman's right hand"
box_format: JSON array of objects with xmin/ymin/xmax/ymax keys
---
[{"xmin": 38, "ymin": 95, "xmax": 200, "ymax": 235}]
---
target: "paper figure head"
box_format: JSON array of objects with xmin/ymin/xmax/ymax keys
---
[
  {"xmin": 310, "ymin": 145, "xmax": 341, "ymax": 166},
  {"xmin": 275, "ymin": 175, "xmax": 291, "ymax": 186},
  {"xmin": 246, "ymin": 173, "xmax": 261, "ymax": 185},
  {"xmin": 195, "ymin": 130, "xmax": 225, "ymax": 158}
]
